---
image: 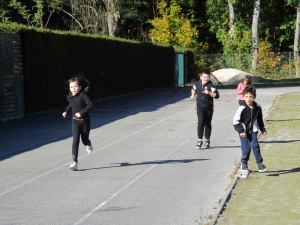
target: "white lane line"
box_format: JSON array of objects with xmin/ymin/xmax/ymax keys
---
[
  {"xmin": 0, "ymin": 107, "xmax": 194, "ymax": 197},
  {"xmin": 0, "ymin": 134, "xmax": 70, "ymax": 157},
  {"xmin": 1, "ymin": 93, "xmax": 189, "ymax": 135},
  {"xmin": 74, "ymin": 133, "xmax": 197, "ymax": 225},
  {"xmin": 0, "ymin": 95, "xmax": 190, "ymax": 157},
  {"xmin": 0, "ymin": 163, "xmax": 68, "ymax": 197}
]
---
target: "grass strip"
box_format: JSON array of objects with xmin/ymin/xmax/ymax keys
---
[{"xmin": 216, "ymin": 92, "xmax": 300, "ymax": 225}]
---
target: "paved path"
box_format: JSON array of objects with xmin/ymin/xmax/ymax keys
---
[{"xmin": 0, "ymin": 86, "xmax": 299, "ymax": 225}]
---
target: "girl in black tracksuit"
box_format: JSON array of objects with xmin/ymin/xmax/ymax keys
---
[
  {"xmin": 191, "ymin": 70, "xmax": 219, "ymax": 148},
  {"xmin": 62, "ymin": 77, "xmax": 93, "ymax": 171}
]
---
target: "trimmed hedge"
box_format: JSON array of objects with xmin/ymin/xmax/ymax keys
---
[{"xmin": 0, "ymin": 23, "xmax": 175, "ymax": 113}]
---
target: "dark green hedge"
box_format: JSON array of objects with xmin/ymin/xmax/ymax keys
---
[{"xmin": 0, "ymin": 23, "xmax": 176, "ymax": 113}]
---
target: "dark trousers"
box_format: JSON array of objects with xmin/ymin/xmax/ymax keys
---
[
  {"xmin": 196, "ymin": 105, "xmax": 213, "ymax": 140},
  {"xmin": 239, "ymin": 131, "xmax": 263, "ymax": 164},
  {"xmin": 238, "ymin": 100, "xmax": 244, "ymax": 106},
  {"xmin": 72, "ymin": 119, "xmax": 91, "ymax": 163}
]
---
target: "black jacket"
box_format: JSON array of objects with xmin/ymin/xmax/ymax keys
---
[
  {"xmin": 233, "ymin": 101, "xmax": 266, "ymax": 134},
  {"xmin": 192, "ymin": 80, "xmax": 219, "ymax": 109},
  {"xmin": 66, "ymin": 92, "xmax": 93, "ymax": 118}
]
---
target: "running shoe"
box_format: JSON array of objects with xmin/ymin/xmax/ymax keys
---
[
  {"xmin": 86, "ymin": 143, "xmax": 93, "ymax": 154},
  {"xmin": 195, "ymin": 141, "xmax": 202, "ymax": 149},
  {"xmin": 70, "ymin": 162, "xmax": 78, "ymax": 171},
  {"xmin": 258, "ymin": 163, "xmax": 268, "ymax": 172}
]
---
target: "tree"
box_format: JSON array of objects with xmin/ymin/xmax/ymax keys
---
[
  {"xmin": 58, "ymin": 0, "xmax": 105, "ymax": 35},
  {"xmin": 252, "ymin": 0, "xmax": 260, "ymax": 72},
  {"xmin": 294, "ymin": 1, "xmax": 300, "ymax": 77},
  {"xmin": 57, "ymin": 0, "xmax": 120, "ymax": 36},
  {"xmin": 118, "ymin": 0, "xmax": 198, "ymax": 41},
  {"xmin": 228, "ymin": 0, "xmax": 235, "ymax": 40},
  {"xmin": 119, "ymin": 0, "xmax": 158, "ymax": 41},
  {"xmin": 0, "ymin": 0, "xmax": 11, "ymax": 23},
  {"xmin": 104, "ymin": 0, "xmax": 120, "ymax": 37},
  {"xmin": 149, "ymin": 0, "xmax": 200, "ymax": 49},
  {"xmin": 8, "ymin": 0, "xmax": 63, "ymax": 28},
  {"xmin": 286, "ymin": 0, "xmax": 300, "ymax": 77},
  {"xmin": 206, "ymin": 0, "xmax": 253, "ymax": 54}
]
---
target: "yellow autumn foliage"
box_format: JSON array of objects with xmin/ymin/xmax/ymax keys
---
[
  {"xmin": 256, "ymin": 36, "xmax": 291, "ymax": 79},
  {"xmin": 149, "ymin": 0, "xmax": 207, "ymax": 51}
]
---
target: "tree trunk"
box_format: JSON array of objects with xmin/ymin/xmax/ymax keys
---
[
  {"xmin": 252, "ymin": 0, "xmax": 260, "ymax": 73},
  {"xmin": 106, "ymin": 0, "xmax": 120, "ymax": 37},
  {"xmin": 228, "ymin": 0, "xmax": 235, "ymax": 40},
  {"xmin": 294, "ymin": 0, "xmax": 300, "ymax": 77}
]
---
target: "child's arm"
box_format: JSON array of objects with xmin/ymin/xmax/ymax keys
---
[
  {"xmin": 206, "ymin": 85, "xmax": 219, "ymax": 99},
  {"xmin": 257, "ymin": 107, "xmax": 267, "ymax": 134},
  {"xmin": 62, "ymin": 103, "xmax": 71, "ymax": 118},
  {"xmin": 236, "ymin": 83, "xmax": 244, "ymax": 95},
  {"xmin": 203, "ymin": 89, "xmax": 216, "ymax": 98},
  {"xmin": 78, "ymin": 93, "xmax": 93, "ymax": 117},
  {"xmin": 190, "ymin": 84, "xmax": 197, "ymax": 98},
  {"xmin": 203, "ymin": 85, "xmax": 219, "ymax": 99},
  {"xmin": 233, "ymin": 106, "xmax": 246, "ymax": 133},
  {"xmin": 190, "ymin": 89, "xmax": 196, "ymax": 98}
]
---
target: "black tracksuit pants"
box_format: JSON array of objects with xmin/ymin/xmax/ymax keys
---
[
  {"xmin": 72, "ymin": 119, "xmax": 91, "ymax": 163},
  {"xmin": 196, "ymin": 105, "xmax": 213, "ymax": 140}
]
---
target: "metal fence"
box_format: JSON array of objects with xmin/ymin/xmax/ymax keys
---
[
  {"xmin": 0, "ymin": 33, "xmax": 24, "ymax": 122},
  {"xmin": 196, "ymin": 52, "xmax": 296, "ymax": 79}
]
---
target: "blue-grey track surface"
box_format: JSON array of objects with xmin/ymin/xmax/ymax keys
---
[{"xmin": 0, "ymin": 86, "xmax": 299, "ymax": 225}]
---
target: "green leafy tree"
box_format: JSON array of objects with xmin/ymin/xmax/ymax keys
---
[
  {"xmin": 8, "ymin": 0, "xmax": 63, "ymax": 28},
  {"xmin": 0, "ymin": 0, "xmax": 11, "ymax": 23},
  {"xmin": 260, "ymin": 0, "xmax": 294, "ymax": 51},
  {"xmin": 206, "ymin": 0, "xmax": 252, "ymax": 54},
  {"xmin": 119, "ymin": 0, "xmax": 198, "ymax": 42},
  {"xmin": 119, "ymin": 0, "xmax": 158, "ymax": 41},
  {"xmin": 206, "ymin": 0, "xmax": 299, "ymax": 53}
]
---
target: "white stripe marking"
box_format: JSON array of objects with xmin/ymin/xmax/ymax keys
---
[
  {"xmin": 0, "ymin": 95, "xmax": 188, "ymax": 157},
  {"xmin": 0, "ymin": 108, "xmax": 194, "ymax": 197},
  {"xmin": 74, "ymin": 133, "xmax": 197, "ymax": 225}
]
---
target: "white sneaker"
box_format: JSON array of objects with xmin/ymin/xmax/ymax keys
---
[
  {"xmin": 70, "ymin": 162, "xmax": 78, "ymax": 171},
  {"xmin": 86, "ymin": 144, "xmax": 93, "ymax": 154}
]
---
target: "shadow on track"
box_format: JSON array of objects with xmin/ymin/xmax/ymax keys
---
[
  {"xmin": 77, "ymin": 158, "xmax": 210, "ymax": 171},
  {"xmin": 0, "ymin": 88, "xmax": 191, "ymax": 161}
]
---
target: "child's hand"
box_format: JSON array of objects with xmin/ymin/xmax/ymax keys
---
[
  {"xmin": 75, "ymin": 112, "xmax": 81, "ymax": 118},
  {"xmin": 62, "ymin": 112, "xmax": 67, "ymax": 118},
  {"xmin": 262, "ymin": 131, "xmax": 267, "ymax": 135},
  {"xmin": 202, "ymin": 90, "xmax": 210, "ymax": 95},
  {"xmin": 240, "ymin": 132, "xmax": 247, "ymax": 138}
]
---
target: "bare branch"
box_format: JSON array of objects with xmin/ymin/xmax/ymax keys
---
[{"xmin": 59, "ymin": 7, "xmax": 84, "ymax": 30}]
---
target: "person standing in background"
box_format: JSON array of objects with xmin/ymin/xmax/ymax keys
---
[{"xmin": 236, "ymin": 75, "xmax": 252, "ymax": 105}]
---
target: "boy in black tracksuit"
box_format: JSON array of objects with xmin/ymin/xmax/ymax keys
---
[
  {"xmin": 191, "ymin": 70, "xmax": 219, "ymax": 148},
  {"xmin": 233, "ymin": 85, "xmax": 268, "ymax": 172}
]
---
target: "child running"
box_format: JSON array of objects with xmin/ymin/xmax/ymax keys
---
[
  {"xmin": 233, "ymin": 85, "xmax": 268, "ymax": 172},
  {"xmin": 236, "ymin": 75, "xmax": 252, "ymax": 105},
  {"xmin": 62, "ymin": 76, "xmax": 93, "ymax": 171},
  {"xmin": 191, "ymin": 70, "xmax": 219, "ymax": 149}
]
